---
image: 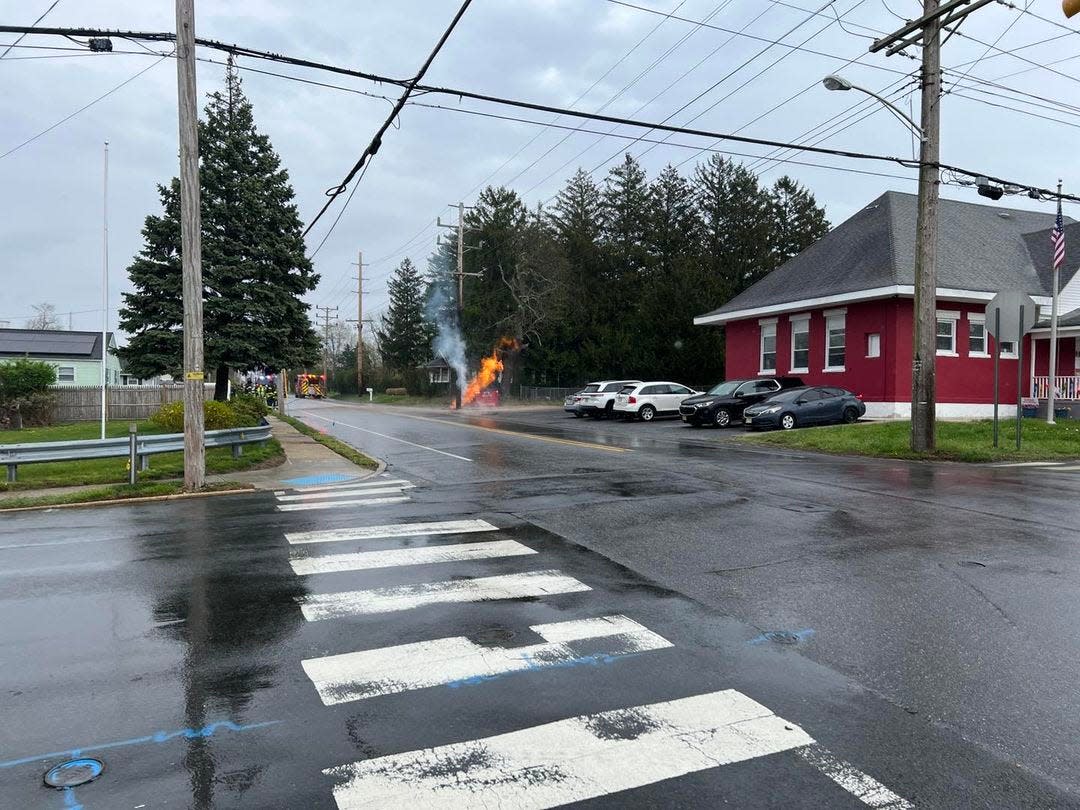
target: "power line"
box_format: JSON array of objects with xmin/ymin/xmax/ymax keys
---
[
  {"xmin": 0, "ymin": 0, "xmax": 62, "ymax": 60},
  {"xmin": 302, "ymin": 0, "xmax": 475, "ymax": 245},
  {"xmin": 0, "ymin": 52, "xmax": 170, "ymax": 161}
]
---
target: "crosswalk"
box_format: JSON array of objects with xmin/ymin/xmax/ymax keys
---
[
  {"xmin": 272, "ymin": 473, "xmax": 912, "ymax": 808},
  {"xmin": 993, "ymin": 460, "xmax": 1080, "ymax": 472}
]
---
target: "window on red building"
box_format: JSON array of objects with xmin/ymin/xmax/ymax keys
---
[
  {"xmin": 791, "ymin": 316, "xmax": 810, "ymax": 372},
  {"xmin": 759, "ymin": 320, "xmax": 777, "ymax": 373},
  {"xmin": 825, "ymin": 310, "xmax": 846, "ymax": 371}
]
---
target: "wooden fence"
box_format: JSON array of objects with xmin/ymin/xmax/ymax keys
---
[{"xmin": 50, "ymin": 385, "xmax": 214, "ymax": 423}]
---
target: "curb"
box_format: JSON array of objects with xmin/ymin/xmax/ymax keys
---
[{"xmin": 0, "ymin": 486, "xmax": 257, "ymax": 514}]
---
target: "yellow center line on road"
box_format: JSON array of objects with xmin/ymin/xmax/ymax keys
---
[{"xmin": 369, "ymin": 409, "xmax": 632, "ymax": 454}]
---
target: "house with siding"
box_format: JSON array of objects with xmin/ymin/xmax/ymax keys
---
[
  {"xmin": 694, "ymin": 191, "xmax": 1080, "ymax": 417},
  {"xmin": 0, "ymin": 328, "xmax": 124, "ymax": 386}
]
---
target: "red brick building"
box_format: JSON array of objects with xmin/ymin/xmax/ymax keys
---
[{"xmin": 694, "ymin": 192, "xmax": 1080, "ymax": 417}]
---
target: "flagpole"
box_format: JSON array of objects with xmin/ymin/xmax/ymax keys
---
[
  {"xmin": 1047, "ymin": 179, "xmax": 1062, "ymax": 426},
  {"xmin": 100, "ymin": 140, "xmax": 109, "ymax": 440}
]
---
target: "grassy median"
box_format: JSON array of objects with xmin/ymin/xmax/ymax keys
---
[
  {"xmin": 277, "ymin": 413, "xmax": 379, "ymax": 469},
  {"xmin": 746, "ymin": 418, "xmax": 1080, "ymax": 463},
  {"xmin": 0, "ymin": 420, "xmax": 284, "ymax": 491},
  {"xmin": 0, "ymin": 480, "xmax": 253, "ymax": 511}
]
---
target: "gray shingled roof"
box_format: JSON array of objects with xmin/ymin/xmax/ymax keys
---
[
  {"xmin": 697, "ymin": 191, "xmax": 1075, "ymax": 322},
  {"xmin": 0, "ymin": 329, "xmax": 113, "ymax": 360}
]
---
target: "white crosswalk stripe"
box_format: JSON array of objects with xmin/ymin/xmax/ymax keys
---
[
  {"xmin": 280, "ymin": 508, "xmax": 910, "ymax": 807},
  {"xmin": 297, "ymin": 569, "xmax": 591, "ymax": 621},
  {"xmin": 285, "ymin": 518, "xmax": 498, "ymax": 546},
  {"xmin": 301, "ymin": 614, "xmax": 671, "ymax": 704},
  {"xmin": 277, "ymin": 496, "xmax": 410, "ymax": 512},
  {"xmin": 275, "ymin": 478, "xmax": 413, "ymax": 496},
  {"xmin": 289, "ymin": 539, "xmax": 536, "ymax": 576},
  {"xmin": 276, "ymin": 485, "xmax": 415, "ymax": 502},
  {"xmin": 324, "ymin": 689, "xmax": 815, "ymax": 808}
]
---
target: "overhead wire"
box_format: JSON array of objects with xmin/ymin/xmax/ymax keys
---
[
  {"xmin": 302, "ymin": 0, "xmax": 475, "ymax": 249},
  {"xmin": 0, "ymin": 51, "xmax": 170, "ymax": 161},
  {"xmin": 0, "ymin": 0, "xmax": 62, "ymax": 60}
]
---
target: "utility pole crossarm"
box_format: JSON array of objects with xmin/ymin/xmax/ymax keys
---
[{"xmin": 869, "ymin": 0, "xmax": 984, "ymax": 53}]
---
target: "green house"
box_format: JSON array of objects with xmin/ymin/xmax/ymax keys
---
[{"xmin": 0, "ymin": 328, "xmax": 124, "ymax": 386}]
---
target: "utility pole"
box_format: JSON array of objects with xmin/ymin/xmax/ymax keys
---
[
  {"xmin": 346, "ymin": 251, "xmax": 374, "ymax": 398},
  {"xmin": 176, "ymin": 0, "xmax": 205, "ymax": 490},
  {"xmin": 437, "ymin": 202, "xmax": 481, "ymax": 409},
  {"xmin": 316, "ymin": 305, "xmax": 338, "ymax": 390},
  {"xmin": 870, "ymin": 0, "xmax": 992, "ymax": 452}
]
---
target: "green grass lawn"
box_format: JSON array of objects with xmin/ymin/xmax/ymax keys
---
[
  {"xmin": 746, "ymin": 418, "xmax": 1080, "ymax": 463},
  {"xmin": 277, "ymin": 414, "xmax": 379, "ymax": 469},
  {"xmin": 0, "ymin": 420, "xmax": 284, "ymax": 491},
  {"xmin": 0, "ymin": 480, "xmax": 252, "ymax": 511}
]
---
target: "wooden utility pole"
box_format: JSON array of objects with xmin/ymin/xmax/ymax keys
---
[
  {"xmin": 870, "ymin": 0, "xmax": 992, "ymax": 452},
  {"xmin": 316, "ymin": 305, "xmax": 338, "ymax": 390},
  {"xmin": 346, "ymin": 251, "xmax": 373, "ymax": 398},
  {"xmin": 437, "ymin": 202, "xmax": 480, "ymax": 409},
  {"xmin": 911, "ymin": 0, "xmax": 941, "ymax": 453},
  {"xmin": 176, "ymin": 0, "xmax": 205, "ymax": 490}
]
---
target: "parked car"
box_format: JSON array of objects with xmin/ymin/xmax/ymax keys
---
[
  {"xmin": 613, "ymin": 382, "xmax": 701, "ymax": 422},
  {"xmin": 743, "ymin": 386, "xmax": 865, "ymax": 430},
  {"xmin": 576, "ymin": 380, "xmax": 643, "ymax": 419},
  {"xmin": 564, "ymin": 384, "xmax": 600, "ymax": 417},
  {"xmin": 679, "ymin": 376, "xmax": 804, "ymax": 428}
]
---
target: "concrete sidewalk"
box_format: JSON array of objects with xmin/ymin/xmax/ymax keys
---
[{"xmin": 209, "ymin": 415, "xmax": 379, "ymax": 490}]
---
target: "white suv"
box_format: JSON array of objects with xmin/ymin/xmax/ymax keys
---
[
  {"xmin": 576, "ymin": 380, "xmax": 642, "ymax": 419},
  {"xmin": 613, "ymin": 382, "xmax": 700, "ymax": 422}
]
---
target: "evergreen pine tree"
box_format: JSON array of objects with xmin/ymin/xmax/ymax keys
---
[
  {"xmin": 118, "ymin": 64, "xmax": 319, "ymax": 396},
  {"xmin": 768, "ymin": 176, "xmax": 829, "ymax": 268},
  {"xmin": 378, "ymin": 258, "xmax": 432, "ymax": 373}
]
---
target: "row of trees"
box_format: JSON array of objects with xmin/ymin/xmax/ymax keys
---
[{"xmin": 377, "ymin": 153, "xmax": 828, "ymax": 389}]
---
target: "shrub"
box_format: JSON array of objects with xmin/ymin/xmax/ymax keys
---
[
  {"xmin": 0, "ymin": 358, "xmax": 56, "ymax": 399},
  {"xmin": 149, "ymin": 400, "xmax": 242, "ymax": 432},
  {"xmin": 229, "ymin": 392, "xmax": 269, "ymax": 427},
  {"xmin": 385, "ymin": 387, "xmax": 408, "ymax": 396},
  {"xmin": 0, "ymin": 359, "xmax": 57, "ymax": 429}
]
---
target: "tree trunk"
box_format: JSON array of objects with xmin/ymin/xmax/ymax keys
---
[{"xmin": 213, "ymin": 364, "xmax": 229, "ymax": 401}]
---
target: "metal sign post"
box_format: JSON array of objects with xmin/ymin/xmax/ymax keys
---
[
  {"xmin": 1016, "ymin": 304, "xmax": 1024, "ymax": 450},
  {"xmin": 985, "ymin": 291, "xmax": 1038, "ymax": 450}
]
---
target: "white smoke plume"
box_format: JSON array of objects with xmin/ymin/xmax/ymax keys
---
[{"xmin": 425, "ymin": 280, "xmax": 466, "ymax": 397}]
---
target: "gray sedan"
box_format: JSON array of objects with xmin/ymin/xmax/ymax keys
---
[{"xmin": 743, "ymin": 386, "xmax": 866, "ymax": 430}]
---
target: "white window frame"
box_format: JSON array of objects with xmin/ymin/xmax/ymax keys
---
[
  {"xmin": 823, "ymin": 308, "xmax": 846, "ymax": 372},
  {"xmin": 56, "ymin": 365, "xmax": 75, "ymax": 382},
  {"xmin": 935, "ymin": 310, "xmax": 960, "ymax": 357},
  {"xmin": 967, "ymin": 313, "xmax": 989, "ymax": 357},
  {"xmin": 866, "ymin": 333, "xmax": 881, "ymax": 358},
  {"xmin": 997, "ymin": 339, "xmax": 1018, "ymax": 359},
  {"xmin": 789, "ymin": 313, "xmax": 810, "ymax": 373},
  {"xmin": 758, "ymin": 317, "xmax": 777, "ymax": 375}
]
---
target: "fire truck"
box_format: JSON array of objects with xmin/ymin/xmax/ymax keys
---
[{"xmin": 295, "ymin": 373, "xmax": 326, "ymax": 399}]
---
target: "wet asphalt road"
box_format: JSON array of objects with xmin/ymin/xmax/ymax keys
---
[{"xmin": 3, "ymin": 398, "xmax": 1080, "ymax": 808}]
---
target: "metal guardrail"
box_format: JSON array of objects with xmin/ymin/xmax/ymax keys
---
[{"xmin": 1, "ymin": 422, "xmax": 272, "ymax": 482}]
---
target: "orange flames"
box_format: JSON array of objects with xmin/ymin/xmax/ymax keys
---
[{"xmin": 461, "ymin": 337, "xmax": 519, "ymax": 406}]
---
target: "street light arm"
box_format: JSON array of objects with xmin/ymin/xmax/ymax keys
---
[{"xmin": 850, "ymin": 85, "xmax": 925, "ymax": 140}]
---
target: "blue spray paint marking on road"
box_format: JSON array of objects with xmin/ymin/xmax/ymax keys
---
[
  {"xmin": 1, "ymin": 720, "xmax": 281, "ymax": 770},
  {"xmin": 747, "ymin": 629, "xmax": 815, "ymax": 646},
  {"xmin": 282, "ymin": 473, "xmax": 357, "ymax": 486},
  {"xmin": 445, "ymin": 651, "xmax": 641, "ymax": 689},
  {"xmin": 61, "ymin": 787, "xmax": 83, "ymax": 810}
]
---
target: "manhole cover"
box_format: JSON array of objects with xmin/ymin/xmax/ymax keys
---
[
  {"xmin": 472, "ymin": 627, "xmax": 516, "ymax": 645},
  {"xmin": 764, "ymin": 631, "xmax": 801, "ymax": 645},
  {"xmin": 44, "ymin": 758, "xmax": 104, "ymax": 788}
]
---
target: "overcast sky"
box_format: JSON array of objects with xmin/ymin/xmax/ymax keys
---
[{"xmin": 1, "ymin": 0, "xmax": 1075, "ymax": 340}]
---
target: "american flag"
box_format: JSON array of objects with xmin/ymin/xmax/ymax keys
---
[{"xmin": 1052, "ymin": 197, "xmax": 1065, "ymax": 271}]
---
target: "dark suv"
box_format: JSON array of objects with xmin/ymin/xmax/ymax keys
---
[{"xmin": 679, "ymin": 376, "xmax": 805, "ymax": 428}]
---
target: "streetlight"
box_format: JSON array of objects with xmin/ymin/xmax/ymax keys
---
[
  {"xmin": 821, "ymin": 75, "xmax": 925, "ymax": 140},
  {"xmin": 823, "ymin": 70, "xmax": 938, "ymax": 453}
]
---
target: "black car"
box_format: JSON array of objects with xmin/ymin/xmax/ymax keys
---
[
  {"xmin": 679, "ymin": 376, "xmax": 805, "ymax": 428},
  {"xmin": 743, "ymin": 386, "xmax": 866, "ymax": 430}
]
